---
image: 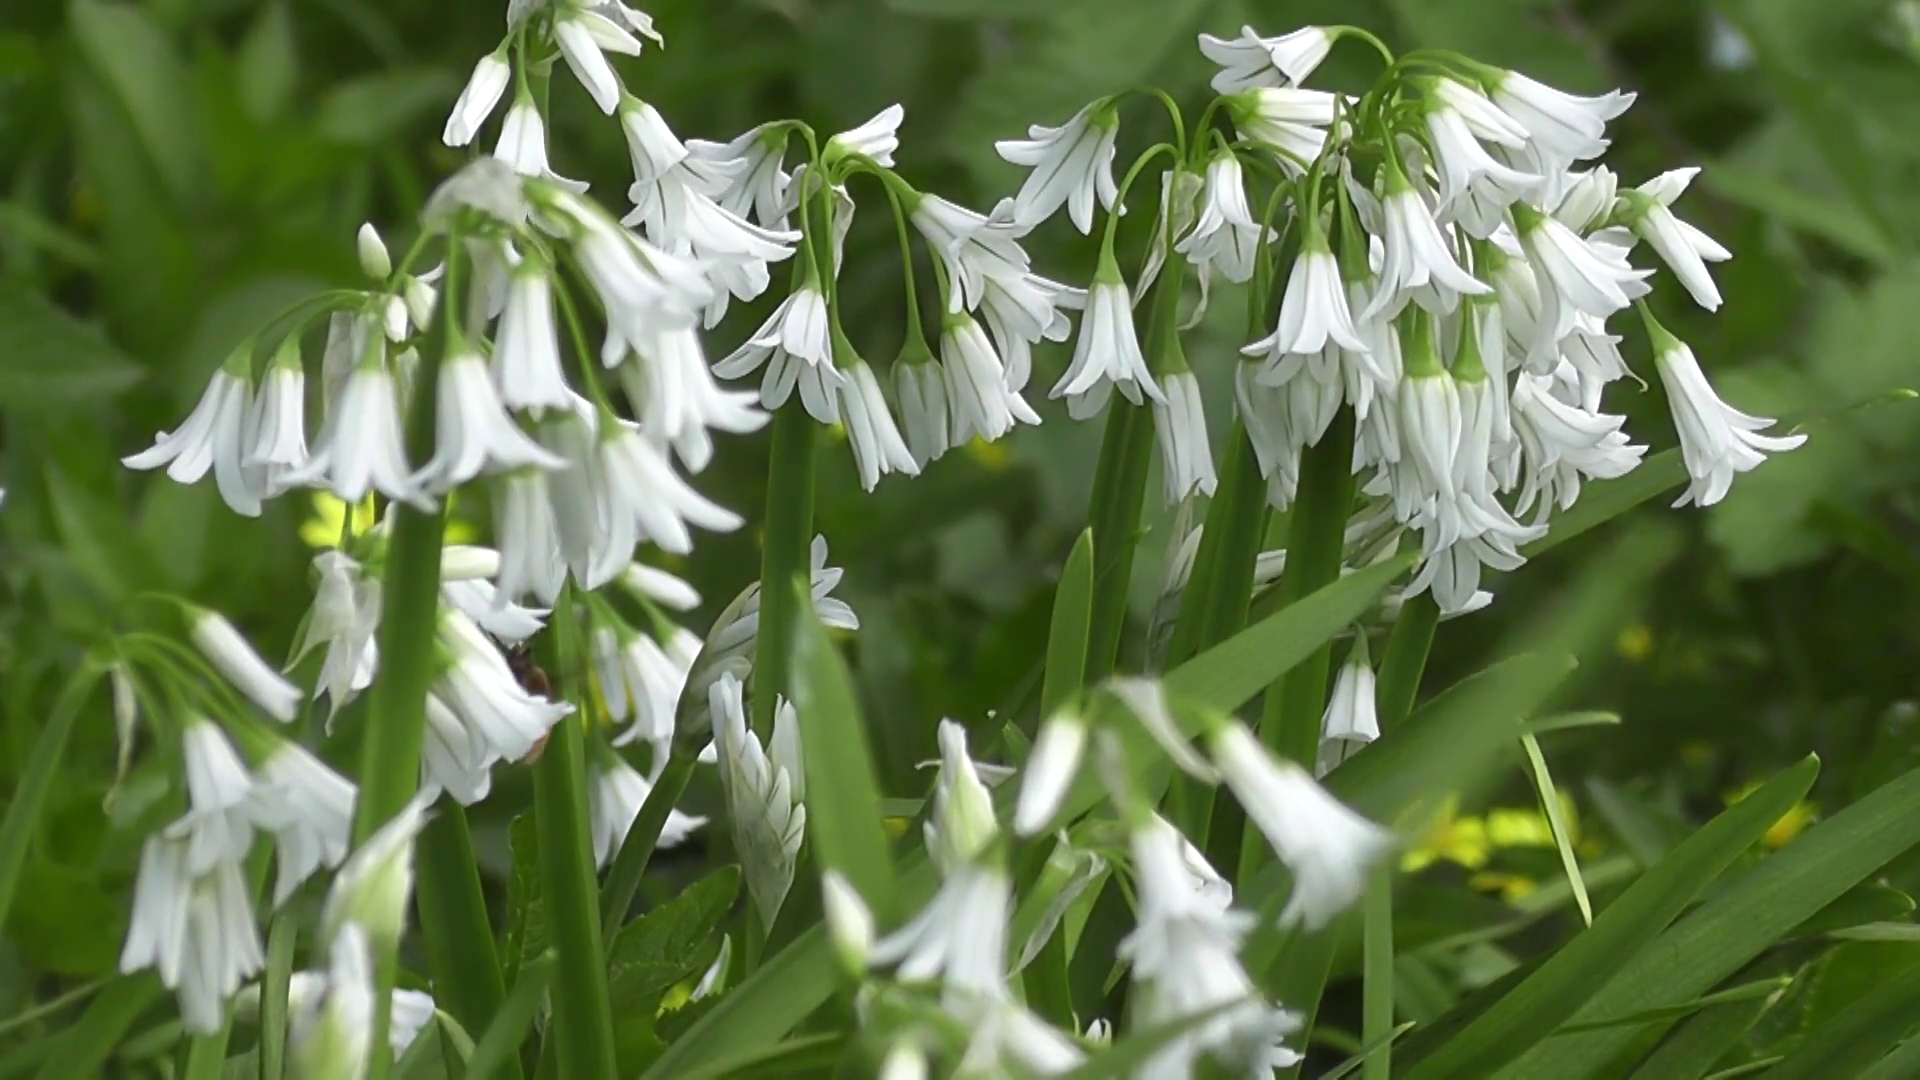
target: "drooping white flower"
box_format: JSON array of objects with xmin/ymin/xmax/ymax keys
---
[
  {"xmin": 980, "ymin": 270, "xmax": 1084, "ymax": 395},
  {"xmin": 123, "ymin": 364, "xmax": 261, "ymax": 517},
  {"xmin": 1364, "ymin": 169, "xmax": 1492, "ymax": 321},
  {"xmin": 274, "ymin": 931, "xmax": 433, "ymax": 1069},
  {"xmin": 278, "ymin": 363, "xmax": 432, "ymax": 511},
  {"xmin": 494, "ymin": 468, "xmax": 568, "ymax": 607},
  {"xmin": 1488, "ymin": 71, "xmax": 1633, "ymax": 165},
  {"xmin": 1226, "ymin": 87, "xmax": 1338, "ymax": 170},
  {"xmin": 591, "ymin": 420, "xmax": 744, "ymax": 570},
  {"xmin": 553, "ymin": 8, "xmax": 645, "ymax": 115},
  {"xmin": 494, "ymin": 262, "xmax": 573, "ymax": 415},
  {"xmin": 1153, "ymin": 371, "xmax": 1218, "ymax": 505},
  {"xmin": 1251, "ymin": 243, "xmax": 1366, "ymax": 359},
  {"xmin": 710, "ymin": 673, "xmax": 805, "ymax": 929},
  {"xmin": 820, "ymin": 870, "xmax": 875, "ymax": 976},
  {"xmin": 826, "ymin": 103, "xmax": 905, "ymax": 168},
  {"xmin": 1012, "ymin": 708, "xmax": 1088, "ymax": 838},
  {"xmin": 168, "ymin": 719, "xmax": 258, "ymax": 877},
  {"xmin": 1423, "ymin": 95, "xmax": 1540, "ymax": 216},
  {"xmin": 1650, "ymin": 324, "xmax": 1804, "ymax": 507},
  {"xmin": 252, "ymin": 740, "xmax": 356, "ymax": 906},
  {"xmin": 908, "ymin": 194, "xmax": 1029, "ymax": 314},
  {"xmin": 871, "ymin": 851, "xmax": 1011, "ymax": 988},
  {"xmin": 1053, "ymin": 262, "xmax": 1162, "ymax": 418},
  {"xmin": 1317, "ymin": 641, "xmax": 1380, "ymax": 776},
  {"xmin": 443, "ymin": 50, "xmax": 512, "ymax": 147},
  {"xmin": 939, "ymin": 314, "xmax": 1033, "ymax": 447},
  {"xmin": 613, "ymin": 322, "xmax": 768, "ymax": 473},
  {"xmin": 120, "ymin": 840, "xmax": 263, "ymax": 1035},
  {"xmin": 835, "ymin": 359, "xmax": 921, "ymax": 492},
  {"xmin": 713, "ymin": 284, "xmax": 842, "ymax": 420},
  {"xmin": 687, "ymin": 123, "xmax": 792, "ymax": 230},
  {"xmin": 421, "ymin": 693, "xmax": 493, "ymax": 806},
  {"xmin": 414, "ymin": 352, "xmax": 565, "ymax": 493},
  {"xmin": 289, "ymin": 552, "xmax": 380, "ymax": 716},
  {"xmin": 996, "ymin": 100, "xmax": 1120, "ymax": 234},
  {"xmin": 544, "ymin": 190, "xmax": 714, "ymax": 337},
  {"xmin": 1514, "ymin": 203, "xmax": 1649, "ymax": 337},
  {"xmin": 1620, "ymin": 169, "xmax": 1731, "ymax": 311},
  {"xmin": 588, "ymin": 749, "xmax": 706, "ymax": 869},
  {"xmin": 1207, "ymin": 721, "xmax": 1393, "ymax": 930},
  {"xmin": 192, "ymin": 609, "xmax": 302, "ymax": 723},
  {"xmin": 1197, "ymin": 25, "xmax": 1332, "ymax": 92},
  {"xmin": 1176, "ymin": 150, "xmax": 1264, "ymax": 289},
  {"xmin": 894, "ymin": 353, "xmax": 951, "ymax": 467},
  {"xmin": 702, "ymin": 536, "xmax": 860, "ymax": 674},
  {"xmin": 243, "ymin": 346, "xmax": 308, "ymax": 497},
  {"xmin": 594, "ymin": 626, "xmax": 694, "ymax": 751},
  {"xmin": 1121, "ymin": 815, "xmax": 1303, "ymax": 1079},
  {"xmin": 493, "ymin": 95, "xmax": 583, "ymax": 190}
]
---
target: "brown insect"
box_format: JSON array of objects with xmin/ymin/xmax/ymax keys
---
[{"xmin": 502, "ymin": 639, "xmax": 557, "ymax": 764}]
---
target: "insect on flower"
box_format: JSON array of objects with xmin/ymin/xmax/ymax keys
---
[{"xmin": 499, "ymin": 636, "xmax": 557, "ymax": 763}]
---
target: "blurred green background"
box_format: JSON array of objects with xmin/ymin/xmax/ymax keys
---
[{"xmin": 3, "ymin": 0, "xmax": 1919, "ymax": 1067}]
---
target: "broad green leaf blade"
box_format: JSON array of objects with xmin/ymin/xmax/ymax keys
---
[
  {"xmin": 1504, "ymin": 759, "xmax": 1920, "ymax": 1079},
  {"xmin": 789, "ymin": 584, "xmax": 896, "ymax": 914},
  {"xmin": 67, "ymin": 0, "xmax": 203, "ymax": 206},
  {"xmin": 1765, "ymin": 960, "xmax": 1920, "ymax": 1080},
  {"xmin": 1040, "ymin": 528, "xmax": 1094, "ymax": 719},
  {"xmin": 1520, "ymin": 451, "xmax": 1686, "ymax": 559},
  {"xmin": 1320, "ymin": 1022, "xmax": 1420, "ymax": 1080},
  {"xmin": 1406, "ymin": 756, "xmax": 1820, "ymax": 1080},
  {"xmin": 1858, "ymin": 1031, "xmax": 1920, "ymax": 1080},
  {"xmin": 1521, "ymin": 735, "xmax": 1592, "ymax": 925},
  {"xmin": 0, "ymin": 668, "xmax": 100, "ymax": 934},
  {"xmin": 608, "ymin": 867, "xmax": 740, "ymax": 1073},
  {"xmin": 1627, "ymin": 984, "xmax": 1779, "ymax": 1080},
  {"xmin": 465, "ymin": 953, "xmax": 554, "ymax": 1080},
  {"xmin": 1166, "ymin": 554, "xmax": 1415, "ymax": 712},
  {"xmin": 1565, "ymin": 977, "xmax": 1789, "ymax": 1034},
  {"xmin": 673, "ymin": 1034, "xmax": 846, "ymax": 1080},
  {"xmin": 0, "ymin": 285, "xmax": 143, "ymax": 407},
  {"xmin": 1791, "ymin": 884, "xmax": 1917, "ymax": 938}
]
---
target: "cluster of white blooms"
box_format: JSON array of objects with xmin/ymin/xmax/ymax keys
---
[{"xmin": 985, "ymin": 24, "xmax": 1801, "ymax": 614}]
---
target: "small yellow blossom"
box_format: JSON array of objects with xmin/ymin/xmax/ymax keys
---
[
  {"xmin": 1616, "ymin": 623, "xmax": 1654, "ymax": 662},
  {"xmin": 964, "ymin": 437, "xmax": 1012, "ymax": 470},
  {"xmin": 301, "ymin": 493, "xmax": 380, "ymax": 549},
  {"xmin": 1725, "ymin": 780, "xmax": 1817, "ymax": 850},
  {"xmin": 1468, "ymin": 871, "xmax": 1540, "ymax": 902}
]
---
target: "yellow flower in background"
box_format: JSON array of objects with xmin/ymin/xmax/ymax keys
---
[
  {"xmin": 1403, "ymin": 797, "xmax": 1492, "ymax": 872},
  {"xmin": 964, "ymin": 436, "xmax": 1012, "ymax": 470},
  {"xmin": 1468, "ymin": 870, "xmax": 1540, "ymax": 902},
  {"xmin": 1725, "ymin": 780, "xmax": 1818, "ymax": 850},
  {"xmin": 300, "ymin": 492, "xmax": 478, "ymax": 549},
  {"xmin": 1616, "ymin": 623, "xmax": 1654, "ymax": 662},
  {"xmin": 1403, "ymin": 793, "xmax": 1586, "ymax": 903}
]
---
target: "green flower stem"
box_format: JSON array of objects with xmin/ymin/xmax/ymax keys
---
[
  {"xmin": 1085, "ymin": 260, "xmax": 1187, "ymax": 681},
  {"xmin": 599, "ymin": 754, "xmax": 697, "ymax": 943},
  {"xmin": 752, "ymin": 405, "xmax": 818, "ymax": 733},
  {"xmin": 355, "ymin": 275, "xmax": 449, "ymax": 1080},
  {"xmin": 1361, "ymin": 862, "xmax": 1395, "ymax": 1080},
  {"xmin": 1242, "ymin": 408, "xmax": 1356, "ymax": 879},
  {"xmin": 415, "ymin": 803, "xmax": 517, "ymax": 1078},
  {"xmin": 532, "ymin": 597, "xmax": 619, "ymax": 1080}
]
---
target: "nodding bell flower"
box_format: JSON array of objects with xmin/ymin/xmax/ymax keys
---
[
  {"xmin": 123, "ymin": 359, "xmax": 261, "ymax": 517},
  {"xmin": 120, "ymin": 838, "xmax": 263, "ymax": 1035},
  {"xmin": 826, "ymin": 103, "xmax": 906, "ymax": 168},
  {"xmin": 278, "ymin": 359, "xmax": 433, "ymax": 512},
  {"xmin": 290, "ymin": 551, "xmax": 380, "ymax": 716},
  {"xmin": 713, "ymin": 284, "xmax": 842, "ymax": 420},
  {"xmin": 1647, "ymin": 318, "xmax": 1804, "ymax": 508},
  {"xmin": 1225, "ymin": 87, "xmax": 1338, "ymax": 171},
  {"xmin": 251, "ymin": 739, "xmax": 357, "ymax": 906},
  {"xmin": 821, "ymin": 870, "xmax": 876, "ymax": 977},
  {"xmin": 594, "ymin": 625, "xmax": 698, "ymax": 752},
  {"xmin": 1153, "ymin": 369, "xmax": 1218, "ymax": 505},
  {"xmin": 940, "ymin": 313, "xmax": 1036, "ymax": 449},
  {"xmin": 321, "ymin": 791, "xmax": 435, "ymax": 950},
  {"xmin": 687, "ymin": 123, "xmax": 793, "ymax": 231},
  {"xmin": 244, "ymin": 342, "xmax": 309, "ymax": 497},
  {"xmin": 493, "ymin": 93, "xmax": 585, "ymax": 191},
  {"xmin": 1013, "ymin": 708, "xmax": 1089, "ymax": 837},
  {"xmin": 995, "ymin": 99, "xmax": 1120, "ymax": 234},
  {"xmin": 413, "ymin": 350, "xmax": 567, "ymax": 493},
  {"xmin": 169, "ymin": 719, "xmax": 258, "ymax": 876},
  {"xmin": 618, "ymin": 561, "xmax": 702, "ymax": 612},
  {"xmin": 1617, "ymin": 168, "xmax": 1731, "ymax": 312},
  {"xmin": 553, "ymin": 7, "xmax": 646, "ymax": 115},
  {"xmin": 1206, "ymin": 721, "xmax": 1393, "ymax": 930},
  {"xmin": 1197, "ymin": 24, "xmax": 1333, "ymax": 92},
  {"xmin": 1176, "ymin": 150, "xmax": 1264, "ymax": 290},
  {"xmin": 192, "ymin": 609, "xmax": 303, "ymax": 723},
  {"xmin": 833, "ymin": 353, "xmax": 921, "ymax": 492},
  {"xmin": 893, "ymin": 345, "xmax": 951, "ymax": 468},
  {"xmin": 587, "ymin": 747, "xmax": 706, "ymax": 869},
  {"xmin": 1317, "ymin": 640, "xmax": 1380, "ymax": 777},
  {"xmin": 494, "ymin": 260, "xmax": 573, "ymax": 415},
  {"xmin": 589, "ymin": 420, "xmax": 743, "ymax": 575},
  {"xmin": 1487, "ymin": 70, "xmax": 1633, "ymax": 166},
  {"xmin": 443, "ymin": 50, "xmax": 511, "ymax": 147},
  {"xmin": 710, "ymin": 673, "xmax": 806, "ymax": 929},
  {"xmin": 1052, "ymin": 254, "xmax": 1163, "ymax": 419},
  {"xmin": 433, "ymin": 608, "xmax": 572, "ymax": 769}
]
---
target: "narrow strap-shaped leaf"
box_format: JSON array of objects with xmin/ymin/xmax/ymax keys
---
[
  {"xmin": 789, "ymin": 579, "xmax": 896, "ymax": 915},
  {"xmin": 1764, "ymin": 959, "xmax": 1920, "ymax": 1080},
  {"xmin": 1857, "ymin": 1028, "xmax": 1920, "ymax": 1080},
  {"xmin": 672, "ymin": 1034, "xmax": 846, "ymax": 1080},
  {"xmin": 1505, "ymin": 758, "xmax": 1920, "ymax": 1079},
  {"xmin": 1320, "ymin": 1022, "xmax": 1419, "ymax": 1080},
  {"xmin": 259, "ymin": 913, "xmax": 298, "ymax": 1080},
  {"xmin": 1040, "ymin": 529, "xmax": 1095, "ymax": 720},
  {"xmin": 1521, "ymin": 734, "xmax": 1592, "ymax": 925},
  {"xmin": 0, "ymin": 666, "xmax": 100, "ymax": 932},
  {"xmin": 465, "ymin": 953, "xmax": 554, "ymax": 1080},
  {"xmin": 33, "ymin": 976, "xmax": 162, "ymax": 1080},
  {"xmin": 1520, "ymin": 449, "xmax": 1686, "ymax": 559},
  {"xmin": 1568, "ymin": 976, "xmax": 1788, "ymax": 1034},
  {"xmin": 1405, "ymin": 755, "xmax": 1819, "ymax": 1080},
  {"xmin": 1627, "ymin": 983, "xmax": 1779, "ymax": 1080}
]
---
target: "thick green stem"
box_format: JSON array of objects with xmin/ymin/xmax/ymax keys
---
[
  {"xmin": 416, "ymin": 804, "xmax": 516, "ymax": 1077},
  {"xmin": 532, "ymin": 602, "xmax": 618, "ymax": 1080},
  {"xmin": 752, "ymin": 406, "xmax": 817, "ymax": 733},
  {"xmin": 599, "ymin": 755, "xmax": 696, "ymax": 943},
  {"xmin": 355, "ymin": 295, "xmax": 449, "ymax": 1080},
  {"xmin": 1361, "ymin": 862, "xmax": 1395, "ymax": 1080}
]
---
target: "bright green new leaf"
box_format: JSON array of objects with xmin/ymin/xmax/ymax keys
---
[
  {"xmin": 1040, "ymin": 528, "xmax": 1094, "ymax": 720},
  {"xmin": 1764, "ymin": 960, "xmax": 1920, "ymax": 1079},
  {"xmin": 465, "ymin": 953, "xmax": 554, "ymax": 1080},
  {"xmin": 1561, "ymin": 977, "xmax": 1789, "ymax": 1034},
  {"xmin": 789, "ymin": 582, "xmax": 897, "ymax": 914},
  {"xmin": 1521, "ymin": 734, "xmax": 1592, "ymax": 925},
  {"xmin": 1627, "ymin": 984, "xmax": 1779, "ymax": 1080}
]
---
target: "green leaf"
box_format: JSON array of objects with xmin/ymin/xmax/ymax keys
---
[
  {"xmin": 1764, "ymin": 960, "xmax": 1920, "ymax": 1079},
  {"xmin": 1858, "ymin": 1032, "xmax": 1920, "ymax": 1080},
  {"xmin": 500, "ymin": 814, "xmax": 546, "ymax": 991},
  {"xmin": 0, "ymin": 669, "xmax": 101, "ymax": 938},
  {"xmin": 1791, "ymin": 884, "xmax": 1917, "ymax": 938},
  {"xmin": 235, "ymin": 0, "xmax": 298, "ymax": 123},
  {"xmin": 637, "ymin": 917, "xmax": 843, "ymax": 1079},
  {"xmin": 465, "ymin": 953, "xmax": 553, "ymax": 1080},
  {"xmin": 314, "ymin": 69, "xmax": 458, "ymax": 144},
  {"xmin": 671, "ymin": 1034, "xmax": 847, "ymax": 1080},
  {"xmin": 1563, "ymin": 977, "xmax": 1790, "ymax": 1034},
  {"xmin": 32, "ymin": 976, "xmax": 163, "ymax": 1080},
  {"xmin": 0, "ymin": 285, "xmax": 143, "ymax": 407},
  {"xmin": 1504, "ymin": 759, "xmax": 1920, "ymax": 1079},
  {"xmin": 789, "ymin": 585, "xmax": 896, "ymax": 914},
  {"xmin": 1058, "ymin": 1000, "xmax": 1252, "ymax": 1080},
  {"xmin": 1405, "ymin": 756, "xmax": 1820, "ymax": 1080},
  {"xmin": 1525, "ymin": 712, "xmax": 1621, "ymax": 736},
  {"xmin": 1040, "ymin": 528, "xmax": 1094, "ymax": 720},
  {"xmin": 67, "ymin": 0, "xmax": 203, "ymax": 207},
  {"xmin": 1521, "ymin": 734, "xmax": 1591, "ymax": 925},
  {"xmin": 609, "ymin": 867, "xmax": 740, "ymax": 1074},
  {"xmin": 258, "ymin": 914, "xmax": 297, "ymax": 1080},
  {"xmin": 1628, "ymin": 982, "xmax": 1780, "ymax": 1080},
  {"xmin": 1705, "ymin": 160, "xmax": 1897, "ymax": 267}
]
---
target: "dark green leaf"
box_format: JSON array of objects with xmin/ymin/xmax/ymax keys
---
[
  {"xmin": 0, "ymin": 285, "xmax": 143, "ymax": 407},
  {"xmin": 1039, "ymin": 528, "xmax": 1094, "ymax": 720},
  {"xmin": 609, "ymin": 866, "xmax": 740, "ymax": 1074}
]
